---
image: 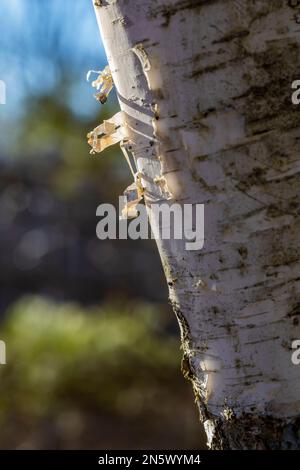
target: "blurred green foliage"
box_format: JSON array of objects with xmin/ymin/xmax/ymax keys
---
[{"xmin": 0, "ymin": 297, "xmax": 181, "ymax": 420}]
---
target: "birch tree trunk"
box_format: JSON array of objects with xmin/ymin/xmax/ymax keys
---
[{"xmin": 92, "ymin": 0, "xmax": 300, "ymax": 449}]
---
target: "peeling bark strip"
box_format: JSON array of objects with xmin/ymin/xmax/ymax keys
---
[{"xmin": 92, "ymin": 0, "xmax": 300, "ymax": 449}]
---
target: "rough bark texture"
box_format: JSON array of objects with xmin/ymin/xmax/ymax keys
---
[{"xmin": 93, "ymin": 0, "xmax": 300, "ymax": 449}]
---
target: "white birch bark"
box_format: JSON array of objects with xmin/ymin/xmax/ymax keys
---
[{"xmin": 92, "ymin": 0, "xmax": 300, "ymax": 449}]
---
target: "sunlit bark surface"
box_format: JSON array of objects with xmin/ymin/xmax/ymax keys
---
[{"xmin": 93, "ymin": 0, "xmax": 300, "ymax": 449}]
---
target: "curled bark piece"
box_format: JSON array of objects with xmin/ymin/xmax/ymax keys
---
[
  {"xmin": 87, "ymin": 65, "xmax": 114, "ymax": 104},
  {"xmin": 120, "ymin": 173, "xmax": 145, "ymax": 220},
  {"xmin": 132, "ymin": 43, "xmax": 151, "ymax": 72},
  {"xmin": 87, "ymin": 111, "xmax": 126, "ymax": 154},
  {"xmin": 153, "ymin": 175, "xmax": 173, "ymax": 200}
]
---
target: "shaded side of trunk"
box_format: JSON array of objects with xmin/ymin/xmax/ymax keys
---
[{"xmin": 93, "ymin": 0, "xmax": 300, "ymax": 449}]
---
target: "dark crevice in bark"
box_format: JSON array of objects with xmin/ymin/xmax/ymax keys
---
[
  {"xmin": 170, "ymin": 298, "xmax": 300, "ymax": 450},
  {"xmin": 201, "ymin": 413, "xmax": 300, "ymax": 450}
]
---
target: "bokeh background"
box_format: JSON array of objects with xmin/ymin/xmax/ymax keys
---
[{"xmin": 0, "ymin": 0, "xmax": 205, "ymax": 449}]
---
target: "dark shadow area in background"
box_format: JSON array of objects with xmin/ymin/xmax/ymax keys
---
[{"xmin": 0, "ymin": 0, "xmax": 206, "ymax": 449}]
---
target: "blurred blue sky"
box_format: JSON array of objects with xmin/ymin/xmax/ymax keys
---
[{"xmin": 0, "ymin": 0, "xmax": 107, "ymax": 126}]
